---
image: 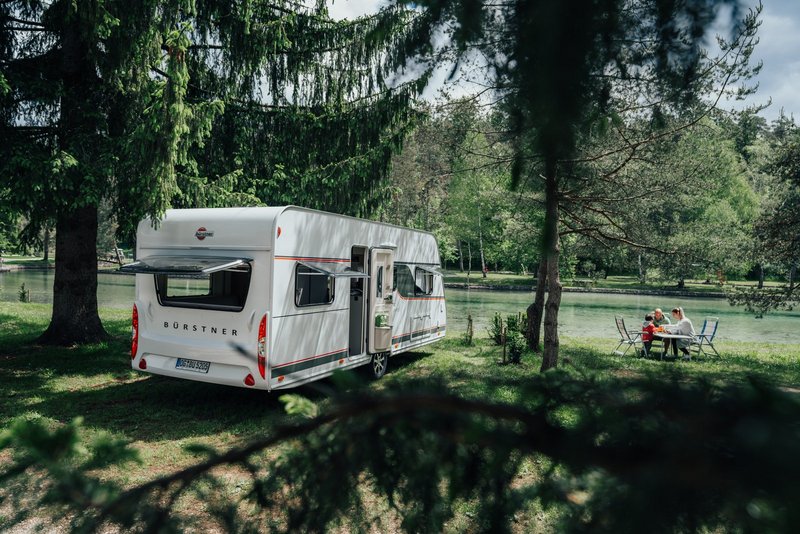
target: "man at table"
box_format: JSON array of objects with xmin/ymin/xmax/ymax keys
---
[
  {"xmin": 652, "ymin": 308, "xmax": 672, "ymax": 352},
  {"xmin": 653, "ymin": 308, "xmax": 671, "ymax": 327}
]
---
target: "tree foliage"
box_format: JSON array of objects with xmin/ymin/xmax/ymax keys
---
[
  {"xmin": 2, "ymin": 374, "xmax": 800, "ymax": 532},
  {"xmin": 1, "ymin": 0, "xmax": 428, "ymax": 343}
]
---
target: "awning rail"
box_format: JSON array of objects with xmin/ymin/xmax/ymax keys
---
[{"xmin": 119, "ymin": 255, "xmax": 251, "ymax": 275}]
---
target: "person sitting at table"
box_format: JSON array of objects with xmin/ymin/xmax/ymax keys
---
[
  {"xmin": 652, "ymin": 308, "xmax": 672, "ymax": 352},
  {"xmin": 669, "ymin": 306, "xmax": 695, "ymax": 358},
  {"xmin": 641, "ymin": 314, "xmax": 657, "ymax": 357},
  {"xmin": 652, "ymin": 308, "xmax": 671, "ymax": 327}
]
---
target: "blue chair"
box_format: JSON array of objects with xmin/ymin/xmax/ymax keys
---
[{"xmin": 690, "ymin": 317, "xmax": 720, "ymax": 358}]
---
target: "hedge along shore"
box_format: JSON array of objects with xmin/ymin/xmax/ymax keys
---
[{"xmin": 444, "ymin": 283, "xmax": 727, "ymax": 299}]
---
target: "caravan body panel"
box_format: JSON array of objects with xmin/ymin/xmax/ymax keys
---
[{"xmin": 128, "ymin": 206, "xmax": 446, "ymax": 391}]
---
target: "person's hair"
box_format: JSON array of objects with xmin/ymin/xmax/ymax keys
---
[
  {"xmin": 671, "ymin": 307, "xmax": 685, "ymax": 317},
  {"xmin": 645, "ymin": 314, "xmax": 653, "ymax": 321}
]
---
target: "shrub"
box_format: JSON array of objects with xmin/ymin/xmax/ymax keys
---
[{"xmin": 506, "ymin": 331, "xmax": 525, "ymax": 364}]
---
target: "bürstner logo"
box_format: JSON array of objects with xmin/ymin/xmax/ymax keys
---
[{"xmin": 195, "ymin": 227, "xmax": 214, "ymax": 240}]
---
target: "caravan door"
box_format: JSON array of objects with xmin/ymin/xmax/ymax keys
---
[{"xmin": 368, "ymin": 247, "xmax": 394, "ymax": 353}]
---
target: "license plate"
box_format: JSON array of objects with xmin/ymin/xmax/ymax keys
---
[{"xmin": 175, "ymin": 358, "xmax": 210, "ymax": 374}]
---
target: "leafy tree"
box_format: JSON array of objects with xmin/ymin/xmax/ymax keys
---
[
  {"xmin": 1, "ymin": 1, "xmax": 426, "ymax": 344},
  {"xmin": 728, "ymin": 120, "xmax": 800, "ymax": 315},
  {"xmin": 395, "ymin": 0, "xmax": 760, "ymax": 369}
]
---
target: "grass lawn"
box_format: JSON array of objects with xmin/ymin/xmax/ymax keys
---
[
  {"xmin": 0, "ymin": 255, "xmax": 55, "ymax": 268},
  {"xmin": 2, "ymin": 301, "xmax": 799, "ymax": 530}
]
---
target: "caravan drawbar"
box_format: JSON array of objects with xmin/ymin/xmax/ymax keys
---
[{"xmin": 122, "ymin": 206, "xmax": 447, "ymax": 390}]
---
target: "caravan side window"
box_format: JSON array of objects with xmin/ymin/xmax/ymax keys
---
[
  {"xmin": 295, "ymin": 264, "xmax": 335, "ymax": 307},
  {"xmin": 414, "ymin": 267, "xmax": 435, "ymax": 296},
  {"xmin": 393, "ymin": 265, "xmax": 415, "ymax": 297}
]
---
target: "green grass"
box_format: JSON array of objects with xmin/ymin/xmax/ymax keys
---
[
  {"xmin": 1, "ymin": 302, "xmax": 799, "ymax": 530},
  {"xmin": 0, "ymin": 256, "xmax": 55, "ymax": 268}
]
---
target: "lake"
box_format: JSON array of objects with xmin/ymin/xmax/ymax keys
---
[{"xmin": 2, "ymin": 270, "xmax": 799, "ymax": 343}]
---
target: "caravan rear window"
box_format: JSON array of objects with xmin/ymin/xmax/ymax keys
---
[{"xmin": 155, "ymin": 265, "xmax": 251, "ymax": 312}]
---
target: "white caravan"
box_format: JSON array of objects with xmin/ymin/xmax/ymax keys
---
[{"xmin": 121, "ymin": 206, "xmax": 446, "ymax": 390}]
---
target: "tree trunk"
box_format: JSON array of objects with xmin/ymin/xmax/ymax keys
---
[
  {"xmin": 757, "ymin": 263, "xmax": 764, "ymax": 289},
  {"xmin": 527, "ymin": 258, "xmax": 547, "ymax": 352},
  {"xmin": 466, "ymin": 242, "xmax": 472, "ymax": 278},
  {"xmin": 457, "ymin": 240, "xmax": 464, "ymax": 272},
  {"xmin": 677, "ymin": 275, "xmax": 685, "ymax": 290},
  {"xmin": 638, "ymin": 253, "xmax": 645, "ymax": 284},
  {"xmin": 477, "ymin": 203, "xmax": 487, "ymax": 278},
  {"xmin": 37, "ymin": 16, "xmax": 107, "ymax": 345},
  {"xmin": 790, "ymin": 263, "xmax": 797, "ymax": 290},
  {"xmin": 38, "ymin": 206, "xmax": 108, "ymax": 344},
  {"xmin": 540, "ymin": 169, "xmax": 561, "ymax": 372},
  {"xmin": 43, "ymin": 227, "xmax": 51, "ymax": 262}
]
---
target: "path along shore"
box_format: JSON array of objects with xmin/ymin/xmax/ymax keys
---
[
  {"xmin": 443, "ymin": 283, "xmax": 726, "ymax": 299},
  {"xmin": 1, "ymin": 262, "xmax": 728, "ymax": 299}
]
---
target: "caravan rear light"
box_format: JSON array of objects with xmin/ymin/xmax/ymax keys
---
[
  {"xmin": 131, "ymin": 304, "xmax": 139, "ymax": 359},
  {"xmin": 138, "ymin": 358, "xmax": 147, "ymax": 370},
  {"xmin": 257, "ymin": 314, "xmax": 267, "ymax": 379},
  {"xmin": 244, "ymin": 374, "xmax": 255, "ymax": 387}
]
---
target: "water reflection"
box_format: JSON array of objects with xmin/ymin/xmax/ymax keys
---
[{"xmin": 2, "ymin": 270, "xmax": 799, "ymax": 343}]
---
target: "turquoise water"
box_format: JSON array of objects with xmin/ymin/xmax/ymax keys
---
[
  {"xmin": 446, "ymin": 288, "xmax": 800, "ymax": 344},
  {"xmin": 2, "ymin": 270, "xmax": 799, "ymax": 343},
  {"xmin": 0, "ymin": 270, "xmax": 135, "ymax": 309}
]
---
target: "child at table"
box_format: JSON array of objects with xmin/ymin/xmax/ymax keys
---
[{"xmin": 641, "ymin": 314, "xmax": 657, "ymax": 356}]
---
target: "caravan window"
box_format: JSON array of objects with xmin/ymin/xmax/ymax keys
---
[
  {"xmin": 155, "ymin": 265, "xmax": 251, "ymax": 312},
  {"xmin": 393, "ymin": 265, "xmax": 415, "ymax": 297},
  {"xmin": 295, "ymin": 264, "xmax": 335, "ymax": 307},
  {"xmin": 414, "ymin": 267, "xmax": 435, "ymax": 296}
]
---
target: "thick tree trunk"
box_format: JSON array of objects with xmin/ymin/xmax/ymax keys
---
[
  {"xmin": 37, "ymin": 16, "xmax": 107, "ymax": 345},
  {"xmin": 527, "ymin": 258, "xmax": 547, "ymax": 351},
  {"xmin": 540, "ymin": 169, "xmax": 561, "ymax": 372},
  {"xmin": 38, "ymin": 206, "xmax": 108, "ymax": 344},
  {"xmin": 457, "ymin": 240, "xmax": 464, "ymax": 272},
  {"xmin": 790, "ymin": 263, "xmax": 797, "ymax": 290},
  {"xmin": 677, "ymin": 276, "xmax": 685, "ymax": 290},
  {"xmin": 757, "ymin": 263, "xmax": 764, "ymax": 289}
]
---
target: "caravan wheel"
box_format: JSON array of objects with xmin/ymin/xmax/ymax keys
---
[{"xmin": 370, "ymin": 352, "xmax": 388, "ymax": 379}]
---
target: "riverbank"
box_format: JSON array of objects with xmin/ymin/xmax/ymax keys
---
[{"xmin": 444, "ymin": 282, "xmax": 727, "ymax": 298}]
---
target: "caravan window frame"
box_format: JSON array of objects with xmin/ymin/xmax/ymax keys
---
[
  {"xmin": 153, "ymin": 263, "xmax": 252, "ymax": 312},
  {"xmin": 414, "ymin": 267, "xmax": 436, "ymax": 296},
  {"xmin": 294, "ymin": 263, "xmax": 336, "ymax": 308},
  {"xmin": 393, "ymin": 264, "xmax": 415, "ymax": 297}
]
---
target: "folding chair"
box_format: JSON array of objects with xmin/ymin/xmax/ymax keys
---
[
  {"xmin": 690, "ymin": 317, "xmax": 720, "ymax": 358},
  {"xmin": 613, "ymin": 316, "xmax": 642, "ymax": 357}
]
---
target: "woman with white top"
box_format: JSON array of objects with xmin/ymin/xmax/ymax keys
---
[{"xmin": 670, "ymin": 307, "xmax": 695, "ymax": 358}]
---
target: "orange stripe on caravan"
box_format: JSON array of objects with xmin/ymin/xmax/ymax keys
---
[
  {"xmin": 275, "ymin": 256, "xmax": 350, "ymax": 263},
  {"xmin": 397, "ymin": 295, "xmax": 446, "ymax": 301}
]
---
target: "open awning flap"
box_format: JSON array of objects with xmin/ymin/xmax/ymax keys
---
[
  {"xmin": 119, "ymin": 255, "xmax": 251, "ymax": 275},
  {"xmin": 299, "ymin": 261, "xmax": 369, "ymax": 278},
  {"xmin": 416, "ymin": 265, "xmax": 443, "ymax": 276}
]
